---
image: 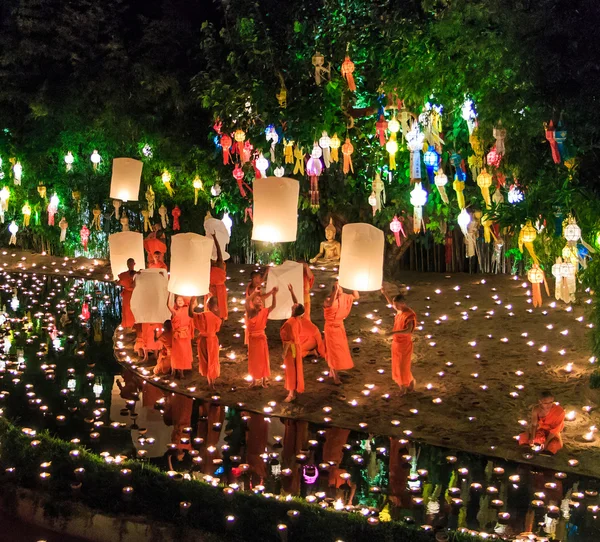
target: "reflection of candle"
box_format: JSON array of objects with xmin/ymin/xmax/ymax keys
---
[
  {"xmin": 180, "ymin": 501, "xmax": 191, "ymax": 516},
  {"xmin": 122, "ymin": 486, "xmax": 134, "ymax": 501},
  {"xmin": 568, "ymin": 458, "xmax": 580, "ymax": 467}
]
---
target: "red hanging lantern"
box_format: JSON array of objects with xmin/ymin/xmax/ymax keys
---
[
  {"xmin": 545, "ymin": 120, "xmax": 561, "ymax": 163},
  {"xmin": 341, "ymin": 56, "xmax": 356, "ymax": 92},
  {"xmin": 220, "ymin": 134, "xmax": 232, "ymax": 165},
  {"xmin": 233, "ymin": 164, "xmax": 252, "ymax": 198},
  {"xmin": 376, "ymin": 115, "xmax": 388, "ymax": 146},
  {"xmin": 486, "ymin": 146, "xmax": 502, "ymax": 167},
  {"xmin": 172, "ymin": 205, "xmax": 181, "ymax": 231}
]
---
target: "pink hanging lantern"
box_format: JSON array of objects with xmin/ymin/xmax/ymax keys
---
[
  {"xmin": 375, "ymin": 115, "xmax": 388, "ymax": 146},
  {"xmin": 390, "ymin": 215, "xmax": 405, "ymax": 247},
  {"xmin": 486, "ymin": 146, "xmax": 502, "ymax": 167},
  {"xmin": 220, "ymin": 134, "xmax": 232, "ymax": 165},
  {"xmin": 233, "ymin": 164, "xmax": 252, "ymax": 197},
  {"xmin": 80, "ymin": 224, "xmax": 90, "ymax": 250}
]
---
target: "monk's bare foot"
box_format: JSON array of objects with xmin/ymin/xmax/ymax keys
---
[
  {"xmin": 398, "ymin": 386, "xmax": 407, "ymax": 397},
  {"xmin": 284, "ymin": 392, "xmax": 296, "ymax": 403},
  {"xmin": 261, "ymin": 379, "xmax": 269, "ymax": 388},
  {"xmin": 407, "ymin": 379, "xmax": 416, "ymax": 392},
  {"xmin": 333, "ymin": 377, "xmax": 342, "ymax": 385}
]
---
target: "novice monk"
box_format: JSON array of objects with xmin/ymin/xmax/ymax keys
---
[
  {"xmin": 518, "ymin": 390, "xmax": 565, "ymax": 455},
  {"xmin": 148, "ymin": 250, "xmax": 168, "ymax": 270},
  {"xmin": 323, "ymin": 281, "xmax": 359, "ymax": 385},
  {"xmin": 168, "ymin": 293, "xmax": 193, "ymax": 379},
  {"xmin": 144, "ymin": 223, "xmax": 167, "ymax": 256},
  {"xmin": 207, "ymin": 234, "xmax": 228, "ymax": 320},
  {"xmin": 301, "ymin": 261, "xmax": 314, "ymax": 320},
  {"xmin": 299, "ymin": 318, "xmax": 326, "ymax": 359},
  {"xmin": 190, "ymin": 295, "xmax": 222, "ymax": 389},
  {"xmin": 246, "ymin": 286, "xmax": 278, "ymax": 388},
  {"xmin": 245, "ymin": 268, "xmax": 270, "ymax": 303},
  {"xmin": 280, "ymin": 284, "xmax": 305, "ymax": 402},
  {"xmin": 117, "ymin": 258, "xmax": 139, "ymax": 330},
  {"xmin": 381, "ymin": 289, "xmax": 417, "ymax": 395},
  {"xmin": 154, "ymin": 320, "xmax": 173, "ymax": 376}
]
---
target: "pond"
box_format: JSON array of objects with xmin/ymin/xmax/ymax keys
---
[{"xmin": 0, "ymin": 271, "xmax": 599, "ymax": 541}]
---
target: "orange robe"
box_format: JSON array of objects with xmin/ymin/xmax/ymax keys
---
[
  {"xmin": 391, "ymin": 309, "xmax": 417, "ymax": 387},
  {"xmin": 117, "ymin": 270, "xmax": 136, "ymax": 328},
  {"xmin": 155, "ymin": 329, "xmax": 172, "ymax": 375},
  {"xmin": 144, "ymin": 236, "xmax": 167, "ymax": 255},
  {"xmin": 303, "ymin": 270, "xmax": 315, "ymax": 320},
  {"xmin": 280, "ymin": 317, "xmax": 304, "ymax": 393},
  {"xmin": 299, "ymin": 318, "xmax": 326, "ymax": 358},
  {"xmin": 209, "ymin": 266, "xmax": 228, "ymax": 320},
  {"xmin": 193, "ymin": 311, "xmax": 222, "ymax": 380},
  {"xmin": 165, "ymin": 394, "xmax": 193, "ymax": 451},
  {"xmin": 282, "ymin": 419, "xmax": 308, "ymax": 495},
  {"xmin": 245, "ymin": 412, "xmax": 269, "ymax": 482},
  {"xmin": 518, "ymin": 404, "xmax": 565, "ymax": 454},
  {"xmin": 247, "ymin": 308, "xmax": 270, "ymax": 380},
  {"xmin": 142, "ymin": 323, "xmax": 161, "ymax": 351},
  {"xmin": 323, "ymin": 292, "xmax": 354, "ymax": 371},
  {"xmin": 171, "ymin": 307, "xmax": 193, "ymax": 370},
  {"xmin": 148, "ymin": 261, "xmax": 168, "ymax": 270},
  {"xmin": 323, "ymin": 428, "xmax": 351, "ymax": 488}
]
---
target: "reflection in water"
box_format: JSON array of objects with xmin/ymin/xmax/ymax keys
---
[{"xmin": 0, "ymin": 272, "xmax": 599, "ymax": 540}]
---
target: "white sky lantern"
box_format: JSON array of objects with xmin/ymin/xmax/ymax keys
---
[
  {"xmin": 204, "ymin": 214, "xmax": 230, "ymax": 261},
  {"xmin": 222, "ymin": 212, "xmax": 233, "ymax": 236},
  {"xmin": 168, "ymin": 233, "xmax": 213, "ymax": 296},
  {"xmin": 110, "ymin": 158, "xmax": 143, "ymax": 202},
  {"xmin": 131, "ymin": 269, "xmax": 171, "ymax": 323},
  {"xmin": 265, "ymin": 260, "xmax": 304, "ymax": 320},
  {"xmin": 252, "ymin": 176, "xmax": 299, "ymax": 243},
  {"xmin": 109, "ymin": 231, "xmax": 145, "ymax": 280},
  {"xmin": 338, "ymin": 223, "xmax": 384, "ymax": 291}
]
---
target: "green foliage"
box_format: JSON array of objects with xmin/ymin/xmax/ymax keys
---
[{"xmin": 589, "ymin": 369, "xmax": 600, "ymax": 390}]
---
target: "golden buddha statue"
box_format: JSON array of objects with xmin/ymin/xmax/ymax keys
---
[{"xmin": 310, "ymin": 218, "xmax": 341, "ymax": 265}]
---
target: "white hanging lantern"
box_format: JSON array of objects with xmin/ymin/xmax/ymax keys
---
[
  {"xmin": 338, "ymin": 223, "xmax": 384, "ymax": 291},
  {"xmin": 410, "ymin": 182, "xmax": 428, "ymax": 233},
  {"xmin": 64, "ymin": 152, "xmax": 74, "ymax": 172},
  {"xmin": 319, "ymin": 132, "xmax": 331, "ymax": 167},
  {"xmin": 264, "ymin": 260, "xmax": 304, "ymax": 320},
  {"xmin": 90, "ymin": 150, "xmax": 101, "ymax": 170},
  {"xmin": 507, "ymin": 185, "xmax": 524, "ymax": 204},
  {"xmin": 204, "ymin": 213, "xmax": 230, "ymax": 261},
  {"xmin": 563, "ymin": 219, "xmax": 581, "ymax": 242},
  {"xmin": 108, "ymin": 231, "xmax": 145, "ymax": 280},
  {"xmin": 406, "ymin": 124, "xmax": 425, "ymax": 181},
  {"xmin": 13, "ymin": 162, "xmax": 22, "ymax": 185},
  {"xmin": 109, "ymin": 158, "xmax": 143, "ymax": 202},
  {"xmin": 222, "ymin": 212, "xmax": 233, "ymax": 236},
  {"xmin": 130, "ymin": 269, "xmax": 171, "ymax": 323},
  {"xmin": 434, "ymin": 169, "xmax": 449, "ymax": 204},
  {"xmin": 255, "ymin": 153, "xmax": 269, "ymax": 178},
  {"xmin": 8, "ymin": 221, "xmax": 18, "ymax": 245},
  {"xmin": 274, "ymin": 166, "xmax": 285, "ymax": 178},
  {"xmin": 457, "ymin": 208, "xmax": 471, "ymax": 237},
  {"xmin": 168, "ymin": 233, "xmax": 213, "ymax": 296},
  {"xmin": 252, "ymin": 176, "xmax": 299, "ymax": 243}
]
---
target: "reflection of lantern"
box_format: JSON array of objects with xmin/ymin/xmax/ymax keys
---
[
  {"xmin": 8, "ymin": 221, "xmax": 17, "ymax": 245},
  {"xmin": 193, "ymin": 177, "xmax": 203, "ymax": 205},
  {"xmin": 527, "ymin": 264, "xmax": 546, "ymax": 307},
  {"xmin": 390, "ymin": 215, "xmax": 405, "ymax": 247},
  {"xmin": 204, "ymin": 213, "xmax": 230, "ymax": 261},
  {"xmin": 90, "ymin": 150, "xmax": 101, "ymax": 170},
  {"xmin": 434, "ymin": 169, "xmax": 449, "ymax": 204},
  {"xmin": 168, "ymin": 233, "xmax": 213, "ymax": 296},
  {"xmin": 264, "ymin": 260, "xmax": 303, "ymax": 320},
  {"xmin": 110, "ymin": 158, "xmax": 143, "ymax": 202},
  {"xmin": 330, "ymin": 134, "xmax": 341, "ymax": 163},
  {"xmin": 423, "ymin": 146, "xmax": 439, "ymax": 183},
  {"xmin": 338, "ymin": 223, "xmax": 384, "ymax": 291},
  {"xmin": 64, "ymin": 151, "xmax": 74, "ymax": 172},
  {"xmin": 252, "ymin": 177, "xmax": 299, "ymax": 243},
  {"xmin": 476, "ymin": 169, "xmax": 493, "ymax": 208},
  {"xmin": 131, "ymin": 269, "xmax": 171, "ymax": 323},
  {"xmin": 410, "ymin": 182, "xmax": 428, "ymax": 233},
  {"xmin": 109, "ymin": 232, "xmax": 145, "ymax": 280}
]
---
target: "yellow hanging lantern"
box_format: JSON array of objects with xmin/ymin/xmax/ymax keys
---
[
  {"xmin": 388, "ymin": 116, "xmax": 400, "ymax": 134},
  {"xmin": 161, "ymin": 170, "xmax": 174, "ymax": 196},
  {"xmin": 385, "ymin": 133, "xmax": 398, "ymax": 170},
  {"xmin": 480, "ymin": 212, "xmax": 494, "ymax": 243},
  {"xmin": 527, "ymin": 264, "xmax": 548, "ymax": 308},
  {"xmin": 476, "ymin": 169, "xmax": 493, "ymax": 208},
  {"xmin": 37, "ymin": 184, "xmax": 47, "ymax": 200},
  {"xmin": 22, "ymin": 203, "xmax": 31, "ymax": 227},
  {"xmin": 330, "ymin": 134, "xmax": 341, "ymax": 163},
  {"xmin": 518, "ymin": 221, "xmax": 539, "ymax": 264},
  {"xmin": 234, "ymin": 129, "xmax": 246, "ymax": 158},
  {"xmin": 283, "ymin": 139, "xmax": 294, "ymax": 164},
  {"xmin": 293, "ymin": 146, "xmax": 305, "ymax": 175},
  {"xmin": 453, "ymin": 177, "xmax": 466, "ymax": 210},
  {"xmin": 72, "ymin": 190, "xmax": 81, "ymax": 213},
  {"xmin": 193, "ymin": 177, "xmax": 203, "ymax": 205},
  {"xmin": 562, "ymin": 244, "xmax": 578, "ymax": 265}
]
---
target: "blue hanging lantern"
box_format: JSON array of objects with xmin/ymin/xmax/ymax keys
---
[
  {"xmin": 423, "ymin": 146, "xmax": 439, "ymax": 184},
  {"xmin": 451, "ymin": 152, "xmax": 466, "ymax": 182}
]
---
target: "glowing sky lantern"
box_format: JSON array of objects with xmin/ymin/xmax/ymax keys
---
[
  {"xmin": 64, "ymin": 151, "xmax": 74, "ymax": 171},
  {"xmin": 90, "ymin": 150, "xmax": 101, "ymax": 170},
  {"xmin": 338, "ymin": 223, "xmax": 384, "ymax": 291},
  {"xmin": 204, "ymin": 212, "xmax": 230, "ymax": 261},
  {"xmin": 251, "ymin": 176, "xmax": 299, "ymax": 243},
  {"xmin": 434, "ymin": 169, "xmax": 449, "ymax": 204},
  {"xmin": 168, "ymin": 233, "xmax": 213, "ymax": 296},
  {"xmin": 410, "ymin": 182, "xmax": 428, "ymax": 233},
  {"xmin": 130, "ymin": 269, "xmax": 171, "ymax": 324},
  {"xmin": 264, "ymin": 260, "xmax": 304, "ymax": 320},
  {"xmin": 110, "ymin": 158, "xmax": 143, "ymax": 202},
  {"xmin": 108, "ymin": 231, "xmax": 145, "ymax": 280}
]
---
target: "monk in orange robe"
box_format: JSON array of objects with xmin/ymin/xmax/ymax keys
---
[
  {"xmin": 245, "ymin": 267, "xmax": 270, "ymax": 305},
  {"xmin": 190, "ymin": 295, "xmax": 222, "ymax": 389},
  {"xmin": 299, "ymin": 318, "xmax": 326, "ymax": 359},
  {"xmin": 301, "ymin": 261, "xmax": 314, "ymax": 320},
  {"xmin": 138, "ymin": 265, "xmax": 167, "ymax": 361},
  {"xmin": 323, "ymin": 281, "xmax": 359, "ymax": 384},
  {"xmin": 168, "ymin": 293, "xmax": 193, "ymax": 379},
  {"xmin": 116, "ymin": 258, "xmax": 139, "ymax": 330},
  {"xmin": 518, "ymin": 390, "xmax": 565, "ymax": 454},
  {"xmin": 246, "ymin": 287, "xmax": 278, "ymax": 387},
  {"xmin": 382, "ymin": 289, "xmax": 417, "ymax": 394},
  {"xmin": 144, "ymin": 223, "xmax": 167, "ymax": 257},
  {"xmin": 280, "ymin": 284, "xmax": 305, "ymax": 402},
  {"xmin": 154, "ymin": 320, "xmax": 172, "ymax": 375},
  {"xmin": 206, "ymin": 234, "xmax": 228, "ymax": 320},
  {"xmin": 148, "ymin": 250, "xmax": 168, "ymax": 270}
]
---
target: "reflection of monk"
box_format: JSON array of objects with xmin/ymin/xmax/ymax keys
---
[
  {"xmin": 196, "ymin": 404, "xmax": 225, "ymax": 475},
  {"xmin": 388, "ymin": 438, "xmax": 411, "ymax": 509},
  {"xmin": 518, "ymin": 391, "xmax": 565, "ymax": 454},
  {"xmin": 164, "ymin": 394, "xmax": 193, "ymax": 451},
  {"xmin": 299, "ymin": 318, "xmax": 326, "ymax": 359},
  {"xmin": 282, "ymin": 419, "xmax": 308, "ymax": 495},
  {"xmin": 323, "ymin": 428, "xmax": 355, "ymax": 502},
  {"xmin": 245, "ymin": 412, "xmax": 269, "ymax": 484},
  {"xmin": 310, "ymin": 218, "xmax": 341, "ymax": 265},
  {"xmin": 141, "ymin": 380, "xmax": 165, "ymax": 409},
  {"xmin": 116, "ymin": 370, "xmax": 142, "ymax": 401}
]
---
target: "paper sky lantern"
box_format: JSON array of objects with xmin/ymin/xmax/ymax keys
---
[
  {"xmin": 130, "ymin": 269, "xmax": 171, "ymax": 324},
  {"xmin": 264, "ymin": 260, "xmax": 304, "ymax": 320},
  {"xmin": 109, "ymin": 231, "xmax": 145, "ymax": 280},
  {"xmin": 251, "ymin": 176, "xmax": 299, "ymax": 243},
  {"xmin": 338, "ymin": 223, "xmax": 384, "ymax": 291},
  {"xmin": 168, "ymin": 233, "xmax": 213, "ymax": 296},
  {"xmin": 110, "ymin": 158, "xmax": 143, "ymax": 202},
  {"xmin": 204, "ymin": 214, "xmax": 230, "ymax": 261}
]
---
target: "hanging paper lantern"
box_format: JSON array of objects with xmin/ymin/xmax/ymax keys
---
[
  {"xmin": 80, "ymin": 224, "xmax": 90, "ymax": 250},
  {"xmin": 234, "ymin": 129, "xmax": 246, "ymax": 159},
  {"xmin": 492, "ymin": 187, "xmax": 504, "ymax": 206},
  {"xmin": 64, "ymin": 151, "xmax": 74, "ymax": 172},
  {"xmin": 161, "ymin": 170, "xmax": 174, "ymax": 196},
  {"xmin": 493, "ymin": 122, "xmax": 507, "ymax": 155},
  {"xmin": 319, "ymin": 132, "xmax": 331, "ymax": 168},
  {"xmin": 146, "ymin": 185, "xmax": 155, "ymax": 217},
  {"xmin": 388, "ymin": 116, "xmax": 400, "ymax": 134},
  {"xmin": 0, "ymin": 187, "xmax": 10, "ymax": 223},
  {"xmin": 519, "ymin": 222, "xmax": 539, "ymax": 264},
  {"xmin": 371, "ymin": 173, "xmax": 385, "ymax": 214},
  {"xmin": 211, "ymin": 183, "xmax": 222, "ymax": 197},
  {"xmin": 37, "ymin": 184, "xmax": 46, "ymax": 200},
  {"xmin": 172, "ymin": 206, "xmax": 181, "ymax": 231},
  {"xmin": 545, "ymin": 121, "xmax": 560, "ymax": 164},
  {"xmin": 264, "ymin": 260, "xmax": 304, "ymax": 320},
  {"xmin": 193, "ymin": 177, "xmax": 203, "ymax": 205},
  {"xmin": 48, "ymin": 193, "xmax": 59, "ymax": 226},
  {"xmin": 274, "ymin": 166, "xmax": 285, "ymax": 177},
  {"xmin": 406, "ymin": 124, "xmax": 425, "ymax": 181},
  {"xmin": 423, "ymin": 146, "xmax": 439, "ymax": 183},
  {"xmin": 232, "ymin": 164, "xmax": 250, "ymax": 197},
  {"xmin": 220, "ymin": 134, "xmax": 232, "ymax": 165},
  {"xmin": 339, "ymin": 223, "xmax": 384, "ymax": 291},
  {"xmin": 311, "ymin": 51, "xmax": 329, "ymax": 85},
  {"xmin": 457, "ymin": 208, "xmax": 471, "ymax": 237},
  {"xmin": 410, "ymin": 183, "xmax": 428, "ymax": 233},
  {"xmin": 12, "ymin": 161, "xmax": 22, "ymax": 185},
  {"xmin": 59, "ymin": 217, "xmax": 68, "ymax": 242},
  {"xmin": 306, "ymin": 151, "xmax": 323, "ymax": 208},
  {"xmin": 22, "ymin": 203, "xmax": 31, "ymax": 227},
  {"xmin": 507, "ymin": 185, "xmax": 524, "ymax": 204},
  {"xmin": 256, "ymin": 153, "xmax": 269, "ymax": 178},
  {"xmin": 168, "ymin": 233, "xmax": 213, "ymax": 296},
  {"xmin": 476, "ymin": 169, "xmax": 493, "ymax": 208},
  {"xmin": 563, "ymin": 219, "xmax": 581, "ymax": 242},
  {"xmin": 8, "ymin": 221, "xmax": 17, "ymax": 245},
  {"xmin": 480, "ymin": 212, "xmax": 493, "ymax": 243},
  {"xmin": 376, "ymin": 116, "xmax": 388, "ymax": 146},
  {"xmin": 293, "ymin": 145, "xmax": 305, "ymax": 175},
  {"xmin": 109, "ymin": 231, "xmax": 145, "ymax": 280},
  {"xmin": 341, "ymin": 55, "xmax": 356, "ymax": 92},
  {"xmin": 252, "ymin": 176, "xmax": 299, "ymax": 243},
  {"xmin": 130, "ymin": 269, "xmax": 171, "ymax": 324},
  {"xmin": 368, "ymin": 191, "xmax": 377, "ymax": 216},
  {"xmin": 486, "ymin": 146, "xmax": 501, "ymax": 167},
  {"xmin": 555, "ymin": 124, "xmax": 567, "ymax": 162},
  {"xmin": 90, "ymin": 150, "xmax": 101, "ymax": 170},
  {"xmin": 330, "ymin": 134, "xmax": 341, "ymax": 163},
  {"xmin": 527, "ymin": 264, "xmax": 546, "ymax": 308},
  {"xmin": 386, "ymin": 134, "xmax": 398, "ymax": 170},
  {"xmin": 283, "ymin": 139, "xmax": 294, "ymax": 164},
  {"xmin": 110, "ymin": 158, "xmax": 143, "ymax": 202},
  {"xmin": 222, "ymin": 212, "xmax": 233, "ymax": 236},
  {"xmin": 453, "ymin": 177, "xmax": 466, "ymax": 210},
  {"xmin": 390, "ymin": 216, "xmax": 405, "ymax": 247},
  {"xmin": 204, "ymin": 212, "xmax": 230, "ymax": 261},
  {"xmin": 461, "ymin": 99, "xmax": 478, "ymax": 135},
  {"xmin": 141, "ymin": 209, "xmax": 150, "ymax": 232},
  {"xmin": 341, "ymin": 138, "xmax": 354, "ymax": 174},
  {"xmin": 434, "ymin": 169, "xmax": 449, "ymax": 204},
  {"xmin": 158, "ymin": 204, "xmax": 169, "ymax": 229}
]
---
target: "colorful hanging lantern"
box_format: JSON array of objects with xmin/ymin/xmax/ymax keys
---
[
  {"xmin": 12, "ymin": 161, "xmax": 22, "ymax": 185},
  {"xmin": 80, "ymin": 224, "xmax": 90, "ymax": 250},
  {"xmin": 434, "ymin": 169, "xmax": 449, "ymax": 204},
  {"xmin": 319, "ymin": 132, "xmax": 331, "ymax": 168},
  {"xmin": 461, "ymin": 99, "xmax": 478, "ymax": 135},
  {"xmin": 388, "ymin": 115, "xmax": 400, "ymax": 135},
  {"xmin": 476, "ymin": 169, "xmax": 493, "ymax": 208},
  {"xmin": 90, "ymin": 150, "xmax": 101, "ymax": 170},
  {"xmin": 0, "ymin": 187, "xmax": 9, "ymax": 219},
  {"xmin": 220, "ymin": 134, "xmax": 232, "ymax": 165},
  {"xmin": 406, "ymin": 124, "xmax": 425, "ymax": 181},
  {"xmin": 311, "ymin": 51, "xmax": 330, "ymax": 85},
  {"xmin": 161, "ymin": 170, "xmax": 174, "ymax": 196},
  {"xmin": 306, "ymin": 150, "xmax": 323, "ymax": 208},
  {"xmin": 376, "ymin": 116, "xmax": 388, "ymax": 146},
  {"xmin": 233, "ymin": 164, "xmax": 248, "ymax": 197},
  {"xmin": 284, "ymin": 139, "xmax": 294, "ymax": 164},
  {"xmin": 243, "ymin": 139, "xmax": 253, "ymax": 164},
  {"xmin": 555, "ymin": 123, "xmax": 567, "ymax": 162},
  {"xmin": 493, "ymin": 122, "xmax": 506, "ymax": 155},
  {"xmin": 423, "ymin": 146, "xmax": 439, "ymax": 183},
  {"xmin": 59, "ymin": 217, "xmax": 68, "ymax": 242},
  {"xmin": 211, "ymin": 183, "xmax": 222, "ymax": 197},
  {"xmin": 146, "ymin": 185, "xmax": 155, "ymax": 217},
  {"xmin": 193, "ymin": 177, "xmax": 203, "ymax": 205},
  {"xmin": 527, "ymin": 264, "xmax": 547, "ymax": 308},
  {"xmin": 234, "ymin": 129, "xmax": 246, "ymax": 159},
  {"xmin": 330, "ymin": 134, "xmax": 341, "ymax": 163},
  {"xmin": 141, "ymin": 209, "xmax": 150, "ymax": 232},
  {"xmin": 492, "ymin": 187, "xmax": 504, "ymax": 206},
  {"xmin": 22, "ymin": 203, "xmax": 31, "ymax": 227},
  {"xmin": 480, "ymin": 212, "xmax": 493, "ymax": 243},
  {"xmin": 342, "ymin": 138, "xmax": 354, "ymax": 174},
  {"xmin": 256, "ymin": 153, "xmax": 269, "ymax": 178},
  {"xmin": 371, "ymin": 173, "xmax": 385, "ymax": 214},
  {"xmin": 64, "ymin": 151, "xmax": 74, "ymax": 172},
  {"xmin": 545, "ymin": 121, "xmax": 560, "ymax": 164},
  {"xmin": 385, "ymin": 133, "xmax": 398, "ymax": 170},
  {"xmin": 48, "ymin": 193, "xmax": 59, "ymax": 226},
  {"xmin": 368, "ymin": 192, "xmax": 377, "ymax": 216},
  {"xmin": 453, "ymin": 176, "xmax": 466, "ymax": 210},
  {"xmin": 266, "ymin": 127, "xmax": 279, "ymax": 162},
  {"xmin": 92, "ymin": 206, "xmax": 101, "ymax": 230},
  {"xmin": 507, "ymin": 185, "xmax": 524, "ymax": 204},
  {"xmin": 158, "ymin": 204, "xmax": 169, "ymax": 229},
  {"xmin": 341, "ymin": 55, "xmax": 356, "ymax": 92},
  {"xmin": 36, "ymin": 184, "xmax": 46, "ymax": 200},
  {"xmin": 8, "ymin": 221, "xmax": 17, "ymax": 245},
  {"xmin": 390, "ymin": 215, "xmax": 405, "ymax": 247},
  {"xmin": 410, "ymin": 183, "xmax": 428, "ymax": 233},
  {"xmin": 519, "ymin": 221, "xmax": 539, "ymax": 264},
  {"xmin": 486, "ymin": 146, "xmax": 501, "ymax": 167},
  {"xmin": 563, "ymin": 217, "xmax": 581, "ymax": 243},
  {"xmin": 172, "ymin": 206, "xmax": 181, "ymax": 231},
  {"xmin": 293, "ymin": 146, "xmax": 305, "ymax": 175}
]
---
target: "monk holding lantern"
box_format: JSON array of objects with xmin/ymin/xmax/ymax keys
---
[{"xmin": 518, "ymin": 391, "xmax": 565, "ymax": 455}]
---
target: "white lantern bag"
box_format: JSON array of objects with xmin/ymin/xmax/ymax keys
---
[
  {"xmin": 168, "ymin": 233, "xmax": 213, "ymax": 296},
  {"xmin": 338, "ymin": 223, "xmax": 384, "ymax": 291},
  {"xmin": 252, "ymin": 176, "xmax": 299, "ymax": 243},
  {"xmin": 130, "ymin": 269, "xmax": 171, "ymax": 323},
  {"xmin": 264, "ymin": 260, "xmax": 304, "ymax": 320},
  {"xmin": 204, "ymin": 214, "xmax": 230, "ymax": 261},
  {"xmin": 110, "ymin": 158, "xmax": 143, "ymax": 202},
  {"xmin": 109, "ymin": 231, "xmax": 145, "ymax": 280}
]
